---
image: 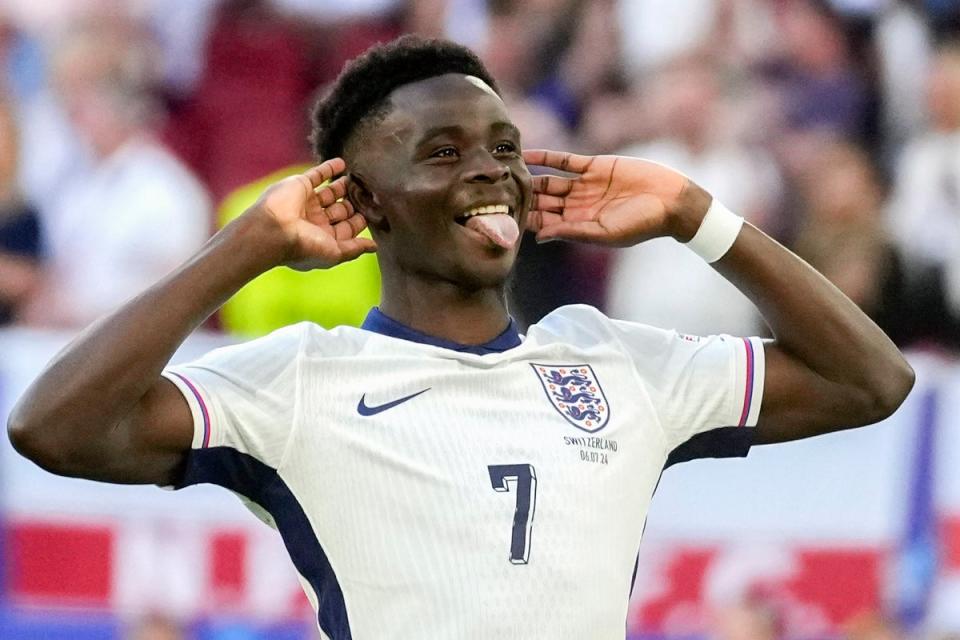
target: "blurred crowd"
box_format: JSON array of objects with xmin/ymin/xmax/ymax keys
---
[
  {"xmin": 3, "ymin": 1, "xmax": 960, "ymax": 638},
  {"xmin": 2, "ymin": 0, "xmax": 960, "ymax": 346}
]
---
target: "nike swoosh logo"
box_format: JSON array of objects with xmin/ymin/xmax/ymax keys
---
[{"xmin": 357, "ymin": 388, "xmax": 431, "ymax": 416}]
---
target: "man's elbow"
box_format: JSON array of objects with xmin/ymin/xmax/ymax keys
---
[
  {"xmin": 7, "ymin": 403, "xmax": 71, "ymax": 474},
  {"xmin": 864, "ymin": 358, "xmax": 916, "ymax": 424}
]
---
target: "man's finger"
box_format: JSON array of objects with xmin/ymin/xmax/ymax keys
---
[
  {"xmin": 525, "ymin": 210, "xmax": 542, "ymax": 233},
  {"xmin": 531, "ymin": 175, "xmax": 575, "ymax": 197},
  {"xmin": 333, "ymin": 213, "xmax": 368, "ymax": 240},
  {"xmin": 338, "ymin": 237, "xmax": 378, "ymax": 261},
  {"xmin": 523, "ymin": 149, "xmax": 593, "ymax": 174},
  {"xmin": 324, "ymin": 199, "xmax": 355, "ymax": 224},
  {"xmin": 526, "ymin": 210, "xmax": 564, "ymax": 233},
  {"xmin": 535, "ymin": 219, "xmax": 603, "ymax": 244},
  {"xmin": 303, "ymin": 158, "xmax": 347, "ymax": 188},
  {"xmin": 532, "ymin": 193, "xmax": 565, "ymax": 213},
  {"xmin": 316, "ymin": 176, "xmax": 349, "ymax": 207}
]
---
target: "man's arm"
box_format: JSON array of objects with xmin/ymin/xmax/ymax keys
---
[
  {"xmin": 7, "ymin": 160, "xmax": 374, "ymax": 485},
  {"xmin": 681, "ymin": 188, "xmax": 914, "ymax": 442},
  {"xmin": 523, "ymin": 150, "xmax": 914, "ymax": 442}
]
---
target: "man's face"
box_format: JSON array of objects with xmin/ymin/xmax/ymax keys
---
[{"xmin": 349, "ymin": 73, "xmax": 532, "ymax": 290}]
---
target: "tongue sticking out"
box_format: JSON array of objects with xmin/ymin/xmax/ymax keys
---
[{"xmin": 464, "ymin": 213, "xmax": 520, "ymax": 249}]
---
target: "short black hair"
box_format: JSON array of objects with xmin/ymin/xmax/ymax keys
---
[{"xmin": 310, "ymin": 35, "xmax": 500, "ymax": 161}]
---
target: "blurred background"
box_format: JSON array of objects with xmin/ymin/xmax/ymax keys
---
[{"xmin": 2, "ymin": 0, "xmax": 960, "ymax": 638}]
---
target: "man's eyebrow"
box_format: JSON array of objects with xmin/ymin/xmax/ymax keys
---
[
  {"xmin": 418, "ymin": 125, "xmax": 464, "ymax": 142},
  {"xmin": 491, "ymin": 122, "xmax": 521, "ymax": 139},
  {"xmin": 416, "ymin": 122, "xmax": 522, "ymax": 144}
]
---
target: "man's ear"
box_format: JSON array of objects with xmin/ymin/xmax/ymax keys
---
[{"xmin": 348, "ymin": 173, "xmax": 389, "ymax": 232}]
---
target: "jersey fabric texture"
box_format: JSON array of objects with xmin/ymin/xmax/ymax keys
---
[{"xmin": 162, "ymin": 304, "xmax": 765, "ymax": 640}]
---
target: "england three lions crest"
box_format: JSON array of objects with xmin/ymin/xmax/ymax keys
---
[{"xmin": 531, "ymin": 363, "xmax": 610, "ymax": 433}]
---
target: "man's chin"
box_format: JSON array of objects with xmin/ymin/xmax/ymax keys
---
[{"xmin": 454, "ymin": 251, "xmax": 519, "ymax": 291}]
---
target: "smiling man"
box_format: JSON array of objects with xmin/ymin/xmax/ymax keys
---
[{"xmin": 8, "ymin": 37, "xmax": 914, "ymax": 639}]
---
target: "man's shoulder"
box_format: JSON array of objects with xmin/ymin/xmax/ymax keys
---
[
  {"xmin": 253, "ymin": 321, "xmax": 373, "ymax": 356},
  {"xmin": 529, "ymin": 304, "xmax": 622, "ymax": 347},
  {"xmin": 535, "ymin": 304, "xmax": 608, "ymax": 325},
  {"xmin": 529, "ymin": 305, "xmax": 682, "ymax": 353},
  {"xmin": 534, "ymin": 304, "xmax": 667, "ymax": 336},
  {"xmin": 181, "ymin": 322, "xmax": 393, "ymax": 383}
]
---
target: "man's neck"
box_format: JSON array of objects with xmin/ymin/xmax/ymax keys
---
[{"xmin": 378, "ymin": 278, "xmax": 511, "ymax": 346}]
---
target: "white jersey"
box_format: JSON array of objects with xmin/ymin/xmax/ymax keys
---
[{"xmin": 163, "ymin": 305, "xmax": 764, "ymax": 639}]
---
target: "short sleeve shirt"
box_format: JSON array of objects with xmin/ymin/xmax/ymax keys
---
[{"xmin": 163, "ymin": 305, "xmax": 764, "ymax": 640}]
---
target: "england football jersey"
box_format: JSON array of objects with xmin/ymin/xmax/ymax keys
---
[{"xmin": 162, "ymin": 304, "xmax": 764, "ymax": 639}]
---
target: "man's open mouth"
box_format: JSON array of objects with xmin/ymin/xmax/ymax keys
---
[
  {"xmin": 453, "ymin": 203, "xmax": 520, "ymax": 249},
  {"xmin": 454, "ymin": 203, "xmax": 514, "ymax": 225}
]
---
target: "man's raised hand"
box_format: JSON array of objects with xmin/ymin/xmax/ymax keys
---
[
  {"xmin": 253, "ymin": 158, "xmax": 376, "ymax": 271},
  {"xmin": 522, "ymin": 149, "xmax": 709, "ymax": 247}
]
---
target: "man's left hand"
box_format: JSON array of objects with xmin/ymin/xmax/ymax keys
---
[{"xmin": 522, "ymin": 149, "xmax": 709, "ymax": 246}]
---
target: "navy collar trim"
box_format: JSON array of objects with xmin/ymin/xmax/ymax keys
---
[{"xmin": 361, "ymin": 307, "xmax": 522, "ymax": 355}]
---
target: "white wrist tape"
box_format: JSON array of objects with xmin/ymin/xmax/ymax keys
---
[{"xmin": 684, "ymin": 199, "xmax": 744, "ymax": 263}]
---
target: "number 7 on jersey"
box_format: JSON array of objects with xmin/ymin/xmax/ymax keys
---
[{"xmin": 487, "ymin": 464, "xmax": 537, "ymax": 564}]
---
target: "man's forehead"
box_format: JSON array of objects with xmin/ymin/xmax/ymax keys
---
[
  {"xmin": 391, "ymin": 73, "xmax": 502, "ymax": 105},
  {"xmin": 374, "ymin": 73, "xmax": 511, "ymax": 140},
  {"xmin": 464, "ymin": 75, "xmax": 499, "ymax": 97}
]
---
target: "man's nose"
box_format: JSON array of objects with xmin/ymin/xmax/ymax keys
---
[{"xmin": 464, "ymin": 150, "xmax": 510, "ymax": 183}]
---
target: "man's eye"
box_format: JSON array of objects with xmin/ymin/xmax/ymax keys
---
[
  {"xmin": 431, "ymin": 147, "xmax": 458, "ymax": 159},
  {"xmin": 494, "ymin": 142, "xmax": 518, "ymax": 154}
]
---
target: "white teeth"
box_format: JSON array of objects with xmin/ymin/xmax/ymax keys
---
[{"xmin": 462, "ymin": 204, "xmax": 510, "ymax": 218}]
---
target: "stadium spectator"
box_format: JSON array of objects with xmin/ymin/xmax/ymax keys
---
[
  {"xmin": 163, "ymin": 0, "xmax": 401, "ymax": 202},
  {"xmin": 0, "ymin": 9, "xmax": 43, "ymax": 101},
  {"xmin": 533, "ymin": 0, "xmax": 624, "ymax": 128},
  {"xmin": 792, "ymin": 139, "xmax": 960, "ymax": 349},
  {"xmin": 0, "ymin": 9, "xmax": 87, "ymax": 221},
  {"xmin": 604, "ymin": 57, "xmax": 778, "ymax": 336},
  {"xmin": 873, "ymin": 0, "xmax": 933, "ymax": 150},
  {"xmin": 24, "ymin": 18, "xmax": 210, "ymax": 328},
  {"xmin": 0, "ymin": 95, "xmax": 42, "ymax": 325},
  {"xmin": 479, "ymin": 0, "xmax": 624, "ymax": 129},
  {"xmin": 618, "ymin": 0, "xmax": 721, "ymax": 74},
  {"xmin": 762, "ymin": 0, "xmax": 873, "ymax": 140},
  {"xmin": 576, "ymin": 87, "xmax": 654, "ymax": 155},
  {"xmin": 886, "ymin": 40, "xmax": 960, "ymax": 345},
  {"xmin": 887, "ymin": 40, "xmax": 960, "ymax": 272}
]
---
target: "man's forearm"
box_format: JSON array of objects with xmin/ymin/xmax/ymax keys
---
[
  {"xmin": 672, "ymin": 186, "xmax": 913, "ymax": 441},
  {"xmin": 8, "ymin": 212, "xmax": 286, "ymax": 466},
  {"xmin": 719, "ymin": 225, "xmax": 904, "ymax": 388},
  {"xmin": 717, "ymin": 222, "xmax": 913, "ymax": 440}
]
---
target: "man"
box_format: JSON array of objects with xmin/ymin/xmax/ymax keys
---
[{"xmin": 8, "ymin": 36, "xmax": 913, "ymax": 639}]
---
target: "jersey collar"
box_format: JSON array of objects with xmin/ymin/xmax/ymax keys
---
[{"xmin": 361, "ymin": 307, "xmax": 522, "ymax": 355}]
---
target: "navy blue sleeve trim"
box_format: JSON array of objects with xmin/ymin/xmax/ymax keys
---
[
  {"xmin": 664, "ymin": 426, "xmax": 754, "ymax": 469},
  {"xmin": 176, "ymin": 447, "xmax": 351, "ymax": 639}
]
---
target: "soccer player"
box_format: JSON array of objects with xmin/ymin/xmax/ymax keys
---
[{"xmin": 8, "ymin": 37, "xmax": 913, "ymax": 639}]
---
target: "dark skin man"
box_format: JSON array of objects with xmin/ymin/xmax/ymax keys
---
[{"xmin": 9, "ymin": 73, "xmax": 913, "ymax": 490}]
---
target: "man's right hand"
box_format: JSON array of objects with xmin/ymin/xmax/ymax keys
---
[{"xmin": 251, "ymin": 158, "xmax": 377, "ymax": 271}]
